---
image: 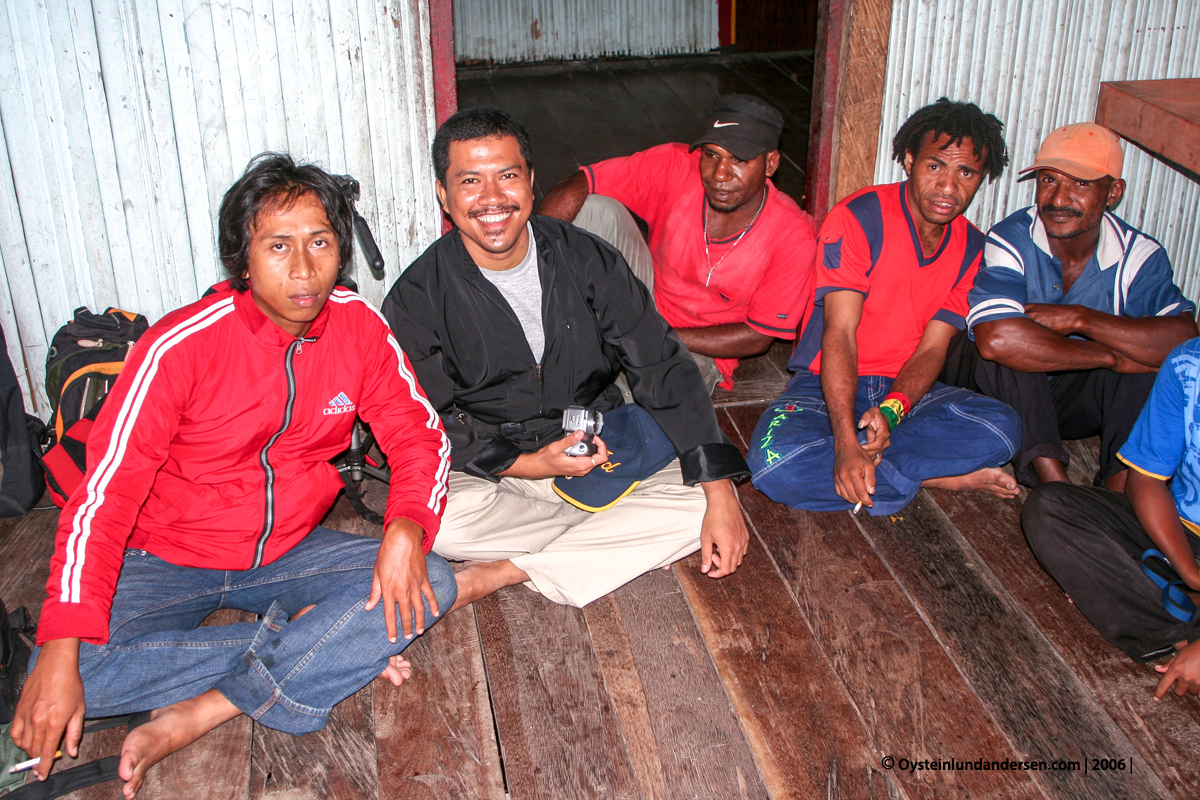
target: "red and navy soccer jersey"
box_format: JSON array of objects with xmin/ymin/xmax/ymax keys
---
[{"xmin": 788, "ymin": 181, "xmax": 985, "ymax": 378}]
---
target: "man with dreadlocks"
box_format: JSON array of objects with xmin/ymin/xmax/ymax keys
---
[
  {"xmin": 747, "ymin": 98, "xmax": 1021, "ymax": 515},
  {"xmin": 945, "ymin": 122, "xmax": 1196, "ymax": 491}
]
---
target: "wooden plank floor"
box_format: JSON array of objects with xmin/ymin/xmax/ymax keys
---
[{"xmin": 6, "ymin": 395, "xmax": 1199, "ymax": 798}]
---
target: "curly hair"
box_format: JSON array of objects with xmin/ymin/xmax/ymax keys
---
[
  {"xmin": 891, "ymin": 98, "xmax": 1009, "ymax": 182},
  {"xmin": 218, "ymin": 153, "xmax": 354, "ymax": 291}
]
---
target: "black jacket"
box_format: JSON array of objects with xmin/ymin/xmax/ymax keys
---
[{"xmin": 383, "ymin": 215, "xmax": 748, "ymax": 485}]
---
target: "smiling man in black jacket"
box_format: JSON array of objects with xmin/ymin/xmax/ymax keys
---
[{"xmin": 383, "ymin": 107, "xmax": 751, "ymax": 608}]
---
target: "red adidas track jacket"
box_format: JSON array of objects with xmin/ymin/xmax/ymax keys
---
[{"xmin": 38, "ymin": 284, "xmax": 450, "ymax": 645}]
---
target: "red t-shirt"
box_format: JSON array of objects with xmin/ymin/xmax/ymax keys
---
[
  {"xmin": 585, "ymin": 143, "xmax": 816, "ymax": 387},
  {"xmin": 788, "ymin": 182, "xmax": 985, "ymax": 378}
]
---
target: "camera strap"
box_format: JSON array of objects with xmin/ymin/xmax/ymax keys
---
[{"xmin": 454, "ymin": 408, "xmax": 557, "ymax": 440}]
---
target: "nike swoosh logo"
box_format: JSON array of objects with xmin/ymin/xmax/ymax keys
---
[{"xmin": 712, "ymin": 121, "xmax": 738, "ymax": 127}]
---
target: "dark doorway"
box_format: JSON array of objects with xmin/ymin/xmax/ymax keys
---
[
  {"xmin": 735, "ymin": 0, "xmax": 820, "ymax": 52},
  {"xmin": 457, "ymin": 52, "xmax": 814, "ymax": 207}
]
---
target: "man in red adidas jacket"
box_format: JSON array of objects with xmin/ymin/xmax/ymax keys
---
[{"xmin": 11, "ymin": 154, "xmax": 454, "ymax": 799}]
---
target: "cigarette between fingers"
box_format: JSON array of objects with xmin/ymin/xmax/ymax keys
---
[
  {"xmin": 852, "ymin": 502, "xmax": 863, "ymax": 515},
  {"xmin": 8, "ymin": 752, "xmax": 61, "ymax": 774}
]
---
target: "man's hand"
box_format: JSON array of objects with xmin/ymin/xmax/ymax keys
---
[
  {"xmin": 1154, "ymin": 639, "xmax": 1200, "ymax": 699},
  {"xmin": 499, "ymin": 431, "xmax": 610, "ymax": 479},
  {"xmin": 834, "ymin": 440, "xmax": 877, "ymax": 508},
  {"xmin": 857, "ymin": 407, "xmax": 891, "ymax": 458},
  {"xmin": 698, "ymin": 479, "xmax": 748, "ymax": 577},
  {"xmin": 10, "ymin": 637, "xmax": 85, "ymax": 782},
  {"xmin": 1024, "ymin": 303, "xmax": 1087, "ymax": 336},
  {"xmin": 366, "ymin": 519, "xmax": 437, "ymax": 643}
]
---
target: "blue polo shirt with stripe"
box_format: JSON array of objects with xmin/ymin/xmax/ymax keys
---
[{"xmin": 967, "ymin": 207, "xmax": 1194, "ymax": 335}]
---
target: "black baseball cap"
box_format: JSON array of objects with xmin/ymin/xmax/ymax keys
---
[{"xmin": 690, "ymin": 94, "xmax": 784, "ymax": 161}]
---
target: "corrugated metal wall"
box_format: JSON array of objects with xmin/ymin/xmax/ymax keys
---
[
  {"xmin": 874, "ymin": 0, "xmax": 1200, "ymax": 302},
  {"xmin": 453, "ymin": 0, "xmax": 718, "ymax": 64},
  {"xmin": 0, "ymin": 0, "xmax": 441, "ymax": 413}
]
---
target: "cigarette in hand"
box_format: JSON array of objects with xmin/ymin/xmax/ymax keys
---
[{"xmin": 8, "ymin": 752, "xmax": 62, "ymax": 774}]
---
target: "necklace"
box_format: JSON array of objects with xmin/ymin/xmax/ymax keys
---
[{"xmin": 704, "ymin": 189, "xmax": 767, "ymax": 287}]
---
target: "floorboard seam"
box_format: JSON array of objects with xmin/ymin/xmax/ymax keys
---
[{"xmin": 470, "ymin": 603, "xmax": 512, "ymax": 799}]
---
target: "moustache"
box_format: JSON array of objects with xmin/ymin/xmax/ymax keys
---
[
  {"xmin": 468, "ymin": 205, "xmax": 521, "ymax": 219},
  {"xmin": 1040, "ymin": 205, "xmax": 1083, "ymax": 218}
]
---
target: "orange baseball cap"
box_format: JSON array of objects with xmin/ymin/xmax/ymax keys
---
[{"xmin": 1019, "ymin": 122, "xmax": 1124, "ymax": 181}]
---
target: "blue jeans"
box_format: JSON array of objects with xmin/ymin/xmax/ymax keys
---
[
  {"xmin": 39, "ymin": 527, "xmax": 456, "ymax": 735},
  {"xmin": 749, "ymin": 371, "xmax": 1020, "ymax": 515}
]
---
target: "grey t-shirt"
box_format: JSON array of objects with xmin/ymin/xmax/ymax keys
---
[{"xmin": 478, "ymin": 223, "xmax": 545, "ymax": 362}]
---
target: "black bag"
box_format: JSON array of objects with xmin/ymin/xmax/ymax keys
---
[
  {"xmin": 44, "ymin": 307, "xmax": 148, "ymax": 446},
  {"xmin": 0, "ymin": 325, "xmax": 44, "ymax": 517},
  {"xmin": 0, "ymin": 600, "xmax": 33, "ymax": 726}
]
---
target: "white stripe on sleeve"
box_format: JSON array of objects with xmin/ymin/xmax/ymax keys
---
[
  {"xmin": 967, "ymin": 297, "xmax": 1026, "ymax": 328},
  {"xmin": 1119, "ymin": 234, "xmax": 1165, "ymax": 315},
  {"xmin": 984, "ymin": 237, "xmax": 1025, "ymax": 276},
  {"xmin": 330, "ymin": 290, "xmax": 451, "ymax": 516}
]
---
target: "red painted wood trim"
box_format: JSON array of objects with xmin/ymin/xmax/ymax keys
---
[
  {"xmin": 430, "ymin": 0, "xmax": 457, "ymax": 126},
  {"xmin": 429, "ymin": 0, "xmax": 457, "ymax": 233},
  {"xmin": 806, "ymin": 0, "xmax": 843, "ymax": 223},
  {"xmin": 718, "ymin": 0, "xmax": 733, "ymax": 47}
]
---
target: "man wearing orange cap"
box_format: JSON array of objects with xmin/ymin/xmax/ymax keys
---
[{"xmin": 948, "ymin": 122, "xmax": 1197, "ymax": 490}]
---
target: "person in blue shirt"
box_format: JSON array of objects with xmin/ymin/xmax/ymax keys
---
[
  {"xmin": 1022, "ymin": 338, "xmax": 1200, "ymax": 696},
  {"xmin": 942, "ymin": 123, "xmax": 1197, "ymax": 490}
]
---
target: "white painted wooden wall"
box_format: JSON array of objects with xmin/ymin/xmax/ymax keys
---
[
  {"xmin": 0, "ymin": 0, "xmax": 442, "ymax": 414},
  {"xmin": 875, "ymin": 0, "xmax": 1200, "ymax": 303}
]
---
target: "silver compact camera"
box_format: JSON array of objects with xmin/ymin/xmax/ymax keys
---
[{"xmin": 562, "ymin": 405, "xmax": 604, "ymax": 456}]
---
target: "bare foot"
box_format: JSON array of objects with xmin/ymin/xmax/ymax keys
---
[
  {"xmin": 451, "ymin": 560, "xmax": 530, "ymax": 612},
  {"xmin": 380, "ymin": 655, "xmax": 413, "ymax": 687},
  {"xmin": 923, "ymin": 467, "xmax": 1020, "ymax": 498},
  {"xmin": 118, "ymin": 689, "xmax": 240, "ymax": 798}
]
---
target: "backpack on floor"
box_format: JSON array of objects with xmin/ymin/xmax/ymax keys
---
[
  {"xmin": 0, "ymin": 325, "xmax": 45, "ymax": 517},
  {"xmin": 44, "ymin": 307, "xmax": 148, "ymax": 447}
]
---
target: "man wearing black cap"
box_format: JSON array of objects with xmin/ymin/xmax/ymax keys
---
[{"xmin": 539, "ymin": 94, "xmax": 817, "ymax": 393}]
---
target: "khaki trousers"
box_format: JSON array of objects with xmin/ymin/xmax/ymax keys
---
[
  {"xmin": 574, "ymin": 195, "xmax": 721, "ymax": 395},
  {"xmin": 433, "ymin": 459, "xmax": 706, "ymax": 607}
]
